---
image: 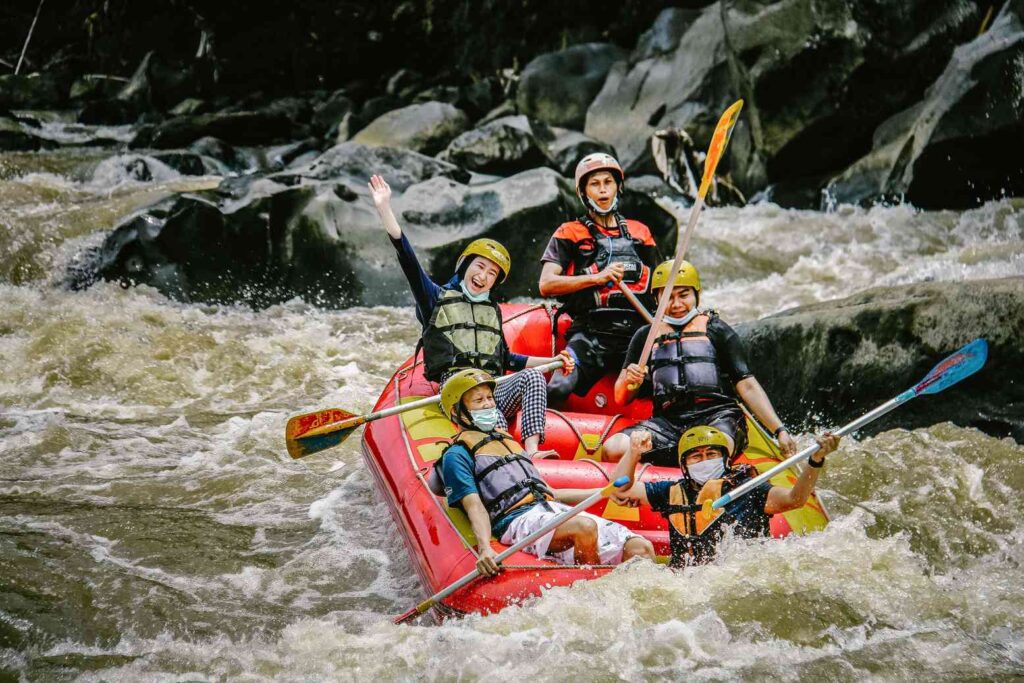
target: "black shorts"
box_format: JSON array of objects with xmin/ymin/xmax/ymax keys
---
[{"xmin": 619, "ymin": 405, "xmax": 748, "ymax": 469}]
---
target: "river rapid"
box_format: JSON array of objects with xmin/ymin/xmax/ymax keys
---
[{"xmin": 1, "ymin": 142, "xmax": 1023, "ymax": 681}]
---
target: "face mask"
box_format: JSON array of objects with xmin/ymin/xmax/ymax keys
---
[
  {"xmin": 469, "ymin": 407, "xmax": 500, "ymax": 432},
  {"xmin": 663, "ymin": 308, "xmax": 699, "ymax": 327},
  {"xmin": 687, "ymin": 457, "xmax": 725, "ymax": 485},
  {"xmin": 459, "ymin": 280, "xmax": 490, "ymax": 303}
]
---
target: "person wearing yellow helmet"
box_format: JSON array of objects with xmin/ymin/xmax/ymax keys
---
[
  {"xmin": 606, "ymin": 426, "xmax": 840, "ymax": 566},
  {"xmin": 430, "ymin": 370, "xmax": 655, "ymax": 575},
  {"xmin": 368, "ymin": 175, "xmax": 575, "ymax": 456},
  {"xmin": 600, "ymin": 259, "xmax": 798, "ymax": 466},
  {"xmin": 538, "ymin": 153, "xmax": 662, "ymax": 404}
]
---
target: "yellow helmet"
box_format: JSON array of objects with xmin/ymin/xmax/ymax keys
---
[
  {"xmin": 455, "ymin": 238, "xmax": 511, "ymax": 283},
  {"xmin": 440, "ymin": 369, "xmax": 496, "ymax": 420},
  {"xmin": 651, "ymin": 259, "xmax": 700, "ymax": 292},
  {"xmin": 677, "ymin": 425, "xmax": 731, "ymax": 461}
]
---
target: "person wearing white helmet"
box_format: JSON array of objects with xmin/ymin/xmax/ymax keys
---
[
  {"xmin": 369, "ymin": 175, "xmax": 575, "ymax": 457},
  {"xmin": 538, "ymin": 153, "xmax": 662, "ymax": 404}
]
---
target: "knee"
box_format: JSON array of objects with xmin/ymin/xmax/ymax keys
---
[
  {"xmin": 567, "ymin": 517, "xmax": 599, "ymax": 544},
  {"xmin": 623, "ymin": 537, "xmax": 656, "ymax": 562},
  {"xmin": 547, "ymin": 370, "xmax": 576, "ymax": 403},
  {"xmin": 523, "ymin": 368, "xmax": 546, "ymax": 392},
  {"xmin": 602, "ymin": 433, "xmax": 629, "ymax": 463}
]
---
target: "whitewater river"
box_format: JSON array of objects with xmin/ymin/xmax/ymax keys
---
[{"xmin": 1, "ymin": 143, "xmax": 1023, "ymax": 681}]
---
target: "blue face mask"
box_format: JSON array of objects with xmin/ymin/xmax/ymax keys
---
[
  {"xmin": 459, "ymin": 280, "xmax": 490, "ymax": 303},
  {"xmin": 664, "ymin": 308, "xmax": 699, "ymax": 327},
  {"xmin": 469, "ymin": 407, "xmax": 500, "ymax": 432}
]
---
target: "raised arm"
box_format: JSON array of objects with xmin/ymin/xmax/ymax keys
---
[
  {"xmin": 553, "ymin": 430, "xmax": 652, "ymax": 507},
  {"xmin": 368, "ymin": 175, "xmax": 402, "ymax": 239},
  {"xmin": 764, "ymin": 432, "xmax": 839, "ymax": 514}
]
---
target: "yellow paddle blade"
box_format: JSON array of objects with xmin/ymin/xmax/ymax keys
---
[
  {"xmin": 285, "ymin": 408, "xmax": 362, "ymax": 459},
  {"xmin": 697, "ymin": 99, "xmax": 744, "ymax": 199}
]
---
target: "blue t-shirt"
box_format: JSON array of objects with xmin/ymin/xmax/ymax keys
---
[{"xmin": 441, "ymin": 443, "xmax": 536, "ymax": 538}]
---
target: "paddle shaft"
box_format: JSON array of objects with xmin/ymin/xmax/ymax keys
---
[
  {"xmin": 713, "ymin": 392, "xmax": 912, "ymax": 510},
  {"xmin": 395, "ymin": 476, "xmax": 628, "ymax": 624},
  {"xmin": 299, "ymin": 358, "xmax": 565, "ymax": 440},
  {"xmin": 616, "ymin": 282, "xmax": 654, "ymax": 324}
]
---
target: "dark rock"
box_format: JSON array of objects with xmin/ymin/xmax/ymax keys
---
[
  {"xmin": 478, "ymin": 100, "xmax": 517, "ymax": 126},
  {"xmin": 311, "ymin": 90, "xmax": 353, "ymax": 137},
  {"xmin": 0, "ymin": 73, "xmax": 66, "ymax": 110},
  {"xmin": 517, "ymin": 43, "xmax": 627, "ymax": 130},
  {"xmin": 279, "ymin": 141, "xmax": 470, "ymax": 190},
  {"xmin": 738, "ymin": 278, "xmax": 1024, "ymax": 442},
  {"xmin": 264, "ymin": 138, "xmax": 322, "ymax": 171},
  {"xmin": 352, "ymin": 101, "xmax": 469, "ymax": 155},
  {"xmin": 169, "ymin": 98, "xmax": 209, "ymax": 116},
  {"xmin": 69, "ymin": 74, "xmax": 127, "ymax": 102},
  {"xmin": 0, "ymin": 116, "xmax": 42, "ymax": 151},
  {"xmin": 543, "ymin": 127, "xmax": 617, "ymax": 176},
  {"xmin": 189, "ymin": 136, "xmax": 243, "ymax": 170},
  {"xmin": 116, "ymin": 51, "xmax": 194, "ymax": 112},
  {"xmin": 78, "ymin": 99, "xmax": 140, "ymax": 125},
  {"xmin": 132, "ymin": 110, "xmax": 300, "ymax": 149},
  {"xmin": 825, "ymin": 4, "xmax": 1024, "ymax": 209},
  {"xmin": 386, "ymin": 69, "xmax": 423, "ymax": 98},
  {"xmin": 151, "ymin": 151, "xmax": 214, "ymax": 176},
  {"xmin": 355, "ymin": 94, "xmax": 403, "ymax": 130},
  {"xmin": 440, "ymin": 115, "xmax": 551, "ymax": 175}
]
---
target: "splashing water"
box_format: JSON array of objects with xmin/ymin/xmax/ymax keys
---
[{"xmin": 1, "ymin": 144, "xmax": 1023, "ymax": 680}]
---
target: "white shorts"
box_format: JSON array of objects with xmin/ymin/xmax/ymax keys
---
[{"xmin": 498, "ymin": 501, "xmax": 641, "ymax": 566}]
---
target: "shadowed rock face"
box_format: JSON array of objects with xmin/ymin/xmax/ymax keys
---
[
  {"xmin": 737, "ymin": 277, "xmax": 1024, "ymax": 441},
  {"xmin": 516, "ymin": 43, "xmax": 627, "ymax": 130}
]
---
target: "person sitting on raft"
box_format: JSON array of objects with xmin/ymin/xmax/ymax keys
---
[
  {"xmin": 430, "ymin": 369, "xmax": 656, "ymax": 576},
  {"xmin": 600, "ymin": 259, "xmax": 798, "ymax": 466},
  {"xmin": 369, "ymin": 174, "xmax": 574, "ymax": 457},
  {"xmin": 609, "ymin": 424, "xmax": 840, "ymax": 566},
  {"xmin": 538, "ymin": 153, "xmax": 661, "ymax": 406}
]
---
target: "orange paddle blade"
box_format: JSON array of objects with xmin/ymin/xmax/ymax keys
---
[
  {"xmin": 697, "ymin": 99, "xmax": 743, "ymax": 199},
  {"xmin": 285, "ymin": 408, "xmax": 361, "ymax": 459}
]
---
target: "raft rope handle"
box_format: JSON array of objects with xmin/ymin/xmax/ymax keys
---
[{"xmin": 544, "ymin": 409, "xmax": 624, "ymax": 456}]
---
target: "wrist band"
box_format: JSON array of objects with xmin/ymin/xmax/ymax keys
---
[
  {"xmin": 807, "ymin": 456, "xmax": 825, "ymax": 468},
  {"xmin": 773, "ymin": 425, "xmax": 788, "ymax": 438}
]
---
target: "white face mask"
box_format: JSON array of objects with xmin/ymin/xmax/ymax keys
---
[
  {"xmin": 469, "ymin": 407, "xmax": 500, "ymax": 432},
  {"xmin": 663, "ymin": 308, "xmax": 699, "ymax": 327},
  {"xmin": 687, "ymin": 458, "xmax": 725, "ymax": 485},
  {"xmin": 459, "ymin": 280, "xmax": 490, "ymax": 303}
]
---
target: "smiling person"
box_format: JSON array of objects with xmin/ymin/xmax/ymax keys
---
[
  {"xmin": 368, "ymin": 175, "xmax": 574, "ymax": 456},
  {"xmin": 600, "ymin": 259, "xmax": 799, "ymax": 465},
  {"xmin": 538, "ymin": 153, "xmax": 661, "ymax": 405}
]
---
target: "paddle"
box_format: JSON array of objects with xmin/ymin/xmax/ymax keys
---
[
  {"xmin": 628, "ymin": 99, "xmax": 744, "ymax": 390},
  {"xmin": 285, "ymin": 358, "xmax": 566, "ymax": 459},
  {"xmin": 393, "ymin": 475, "xmax": 631, "ymax": 625},
  {"xmin": 711, "ymin": 338, "xmax": 989, "ymax": 510},
  {"xmin": 616, "ymin": 281, "xmax": 654, "ymax": 324}
]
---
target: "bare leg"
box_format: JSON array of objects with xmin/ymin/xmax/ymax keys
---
[
  {"xmin": 622, "ymin": 536, "xmax": 656, "ymax": 561},
  {"xmin": 547, "ymin": 516, "xmax": 600, "ymax": 565},
  {"xmin": 601, "ymin": 432, "xmax": 629, "ymax": 463}
]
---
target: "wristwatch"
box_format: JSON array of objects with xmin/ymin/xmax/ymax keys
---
[
  {"xmin": 773, "ymin": 425, "xmax": 788, "ymax": 438},
  {"xmin": 807, "ymin": 455, "xmax": 825, "ymax": 468}
]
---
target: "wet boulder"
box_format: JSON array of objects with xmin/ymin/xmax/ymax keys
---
[
  {"xmin": 542, "ymin": 127, "xmax": 616, "ymax": 177},
  {"xmin": 439, "ymin": 115, "xmax": 551, "ymax": 176},
  {"xmin": 280, "ymin": 141, "xmax": 470, "ymax": 190},
  {"xmin": 825, "ymin": 4, "xmax": 1024, "ymax": 209},
  {"xmin": 517, "ymin": 43, "xmax": 627, "ymax": 130},
  {"xmin": 0, "ymin": 116, "xmax": 43, "ymax": 151},
  {"xmin": 352, "ymin": 101, "xmax": 469, "ymax": 155},
  {"xmin": 0, "ymin": 73, "xmax": 66, "ymax": 110},
  {"xmin": 738, "ymin": 277, "xmax": 1024, "ymax": 442},
  {"xmin": 311, "ymin": 89, "xmax": 353, "ymax": 138},
  {"xmin": 130, "ymin": 110, "xmax": 300, "ymax": 149}
]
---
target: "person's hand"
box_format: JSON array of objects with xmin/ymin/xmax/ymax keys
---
[
  {"xmin": 557, "ymin": 349, "xmax": 576, "ymax": 376},
  {"xmin": 367, "ymin": 174, "xmax": 392, "ymax": 212},
  {"xmin": 596, "ymin": 262, "xmax": 626, "ymax": 284},
  {"xmin": 813, "ymin": 431, "xmax": 840, "ymax": 461},
  {"xmin": 777, "ymin": 430, "xmax": 798, "ymax": 457},
  {"xmin": 623, "ymin": 363, "xmax": 647, "ymax": 388},
  {"xmin": 529, "ymin": 449, "xmax": 560, "ymax": 460},
  {"xmin": 476, "ymin": 546, "xmax": 501, "ymax": 577},
  {"xmin": 629, "ymin": 429, "xmax": 653, "ymax": 458},
  {"xmin": 610, "ymin": 489, "xmax": 641, "ymax": 507}
]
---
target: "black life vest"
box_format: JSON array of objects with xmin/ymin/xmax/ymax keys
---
[
  {"xmin": 662, "ymin": 465, "xmax": 770, "ymax": 566},
  {"xmin": 649, "ymin": 312, "xmax": 732, "ymax": 413},
  {"xmin": 439, "ymin": 429, "xmax": 555, "ymax": 524},
  {"xmin": 422, "ymin": 287, "xmax": 506, "ymax": 382},
  {"xmin": 560, "ymin": 215, "xmax": 653, "ymax": 343}
]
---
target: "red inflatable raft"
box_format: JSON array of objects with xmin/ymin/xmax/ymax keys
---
[{"xmin": 361, "ymin": 304, "xmax": 829, "ymax": 620}]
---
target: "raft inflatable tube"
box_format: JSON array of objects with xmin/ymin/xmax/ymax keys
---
[{"xmin": 361, "ymin": 303, "xmax": 829, "ymax": 621}]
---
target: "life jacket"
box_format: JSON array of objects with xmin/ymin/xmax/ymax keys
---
[
  {"xmin": 440, "ymin": 428, "xmax": 555, "ymax": 524},
  {"xmin": 649, "ymin": 312, "xmax": 732, "ymax": 414},
  {"xmin": 560, "ymin": 215, "xmax": 654, "ymax": 343},
  {"xmin": 662, "ymin": 465, "xmax": 770, "ymax": 565},
  {"xmin": 422, "ymin": 287, "xmax": 506, "ymax": 382}
]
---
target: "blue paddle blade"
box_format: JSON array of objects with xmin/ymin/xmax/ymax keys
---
[{"xmin": 912, "ymin": 338, "xmax": 988, "ymax": 397}]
